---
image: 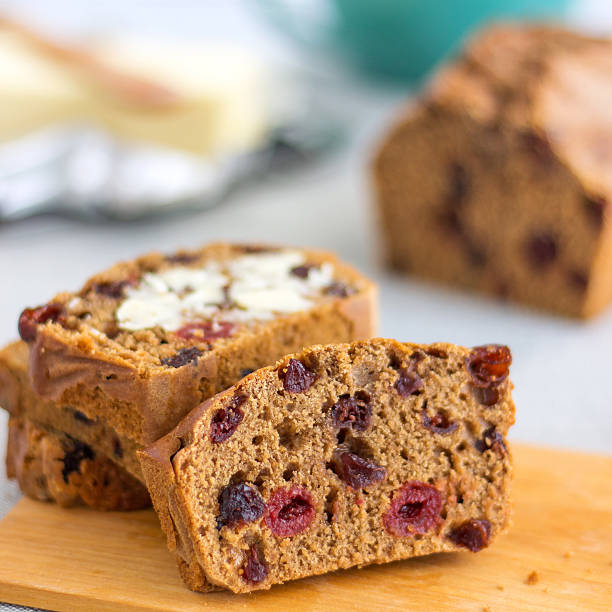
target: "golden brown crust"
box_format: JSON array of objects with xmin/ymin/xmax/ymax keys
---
[
  {"xmin": 140, "ymin": 338, "xmax": 514, "ymax": 593},
  {"xmin": 374, "ymin": 24, "xmax": 612, "ymax": 318}
]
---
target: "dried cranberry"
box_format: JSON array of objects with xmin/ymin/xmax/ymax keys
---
[
  {"xmin": 448, "ymin": 519, "xmax": 491, "ymax": 552},
  {"xmin": 175, "ymin": 321, "xmax": 235, "ymax": 342},
  {"xmin": 331, "ymin": 450, "xmax": 386, "ymax": 489},
  {"xmin": 394, "ymin": 364, "xmax": 424, "ymax": 397},
  {"xmin": 472, "ymin": 386, "xmax": 500, "ymax": 407},
  {"xmin": 568, "ymin": 270, "xmax": 588, "ymax": 292},
  {"xmin": 240, "ymin": 245, "xmax": 275, "ymax": 254},
  {"xmin": 209, "ymin": 394, "xmax": 247, "ymax": 443},
  {"xmin": 475, "ymin": 427, "xmax": 507, "ymax": 456},
  {"xmin": 439, "ymin": 208, "xmax": 464, "ymax": 236},
  {"xmin": 265, "ymin": 486, "xmax": 315, "ymax": 537},
  {"xmin": 218, "ymin": 483, "xmax": 266, "ymax": 528},
  {"xmin": 424, "ymin": 347, "xmax": 447, "ymax": 359},
  {"xmin": 521, "ymin": 131, "xmax": 555, "ymax": 166},
  {"xmin": 112, "ymin": 436, "xmax": 123, "ymax": 459},
  {"xmin": 290, "ymin": 264, "xmax": 315, "ymax": 279},
  {"xmin": 446, "ymin": 162, "xmax": 470, "ymax": 207},
  {"xmin": 422, "ymin": 410, "xmax": 458, "ymax": 435},
  {"xmin": 93, "ymin": 280, "xmax": 130, "ymax": 299},
  {"xmin": 160, "ymin": 347, "xmax": 202, "ymax": 368},
  {"xmin": 331, "ymin": 391, "xmax": 371, "ymax": 431},
  {"xmin": 241, "ymin": 546, "xmax": 268, "ymax": 584},
  {"xmin": 278, "ymin": 359, "xmax": 317, "ymax": 393},
  {"xmin": 61, "ymin": 439, "xmax": 94, "ymax": 483},
  {"xmin": 466, "ymin": 345, "xmax": 511, "ymax": 388},
  {"xmin": 382, "ymin": 481, "xmax": 443, "ymax": 537},
  {"xmin": 324, "ymin": 282, "xmax": 356, "ymax": 298},
  {"xmin": 18, "ymin": 303, "xmax": 66, "ymax": 342},
  {"xmin": 584, "ymin": 195, "xmax": 606, "ymax": 230},
  {"xmin": 466, "ymin": 243, "xmax": 487, "ymax": 268},
  {"xmin": 73, "ymin": 410, "xmax": 95, "ymax": 425},
  {"xmin": 525, "ymin": 233, "xmax": 557, "ymax": 269},
  {"xmin": 166, "ymin": 252, "xmax": 198, "ymax": 264}
]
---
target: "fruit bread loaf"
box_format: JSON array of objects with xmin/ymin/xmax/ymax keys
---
[
  {"xmin": 18, "ymin": 243, "xmax": 377, "ymax": 445},
  {"xmin": 374, "ymin": 24, "xmax": 612, "ymax": 317},
  {"xmin": 0, "ymin": 340, "xmax": 142, "ymax": 481},
  {"xmin": 6, "ymin": 416, "xmax": 150, "ymax": 511},
  {"xmin": 139, "ymin": 338, "xmax": 514, "ymax": 593}
]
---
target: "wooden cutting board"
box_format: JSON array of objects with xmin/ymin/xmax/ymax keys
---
[{"xmin": 0, "ymin": 444, "xmax": 610, "ymax": 612}]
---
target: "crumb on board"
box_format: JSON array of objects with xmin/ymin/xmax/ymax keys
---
[
  {"xmin": 526, "ymin": 571, "xmax": 540, "ymax": 585},
  {"xmin": 482, "ymin": 606, "xmax": 493, "ymax": 612},
  {"xmin": 496, "ymin": 585, "xmax": 504, "ymax": 591},
  {"xmin": 563, "ymin": 551, "xmax": 574, "ymax": 559}
]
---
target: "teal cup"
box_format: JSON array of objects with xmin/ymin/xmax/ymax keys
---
[{"xmin": 256, "ymin": 0, "xmax": 570, "ymax": 82}]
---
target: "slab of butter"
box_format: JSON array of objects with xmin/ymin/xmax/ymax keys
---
[{"xmin": 0, "ymin": 31, "xmax": 266, "ymax": 156}]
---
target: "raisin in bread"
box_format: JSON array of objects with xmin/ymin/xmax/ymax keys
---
[
  {"xmin": 0, "ymin": 340, "xmax": 142, "ymax": 481},
  {"xmin": 6, "ymin": 417, "xmax": 150, "ymax": 511},
  {"xmin": 374, "ymin": 24, "xmax": 612, "ymax": 318},
  {"xmin": 139, "ymin": 338, "xmax": 514, "ymax": 593},
  {"xmin": 18, "ymin": 243, "xmax": 377, "ymax": 445}
]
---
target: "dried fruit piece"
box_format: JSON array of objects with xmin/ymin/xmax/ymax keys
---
[
  {"xmin": 382, "ymin": 481, "xmax": 443, "ymax": 537},
  {"xmin": 521, "ymin": 131, "xmax": 555, "ymax": 166},
  {"xmin": 61, "ymin": 439, "xmax": 94, "ymax": 483},
  {"xmin": 241, "ymin": 546, "xmax": 268, "ymax": 584},
  {"xmin": 218, "ymin": 483, "xmax": 266, "ymax": 528},
  {"xmin": 92, "ymin": 280, "xmax": 131, "ymax": 299},
  {"xmin": 73, "ymin": 410, "xmax": 95, "ymax": 425},
  {"xmin": 166, "ymin": 252, "xmax": 199, "ymax": 264},
  {"xmin": 265, "ymin": 486, "xmax": 315, "ymax": 537},
  {"xmin": 422, "ymin": 409, "xmax": 458, "ymax": 435},
  {"xmin": 331, "ymin": 391, "xmax": 372, "ymax": 431},
  {"xmin": 526, "ymin": 233, "xmax": 557, "ymax": 268},
  {"xmin": 161, "ymin": 347, "xmax": 203, "ymax": 368},
  {"xmin": 475, "ymin": 427, "xmax": 507, "ymax": 456},
  {"xmin": 472, "ymin": 386, "xmax": 500, "ymax": 407},
  {"xmin": 568, "ymin": 270, "xmax": 588, "ymax": 292},
  {"xmin": 112, "ymin": 437, "xmax": 123, "ymax": 459},
  {"xmin": 394, "ymin": 364, "xmax": 424, "ymax": 397},
  {"xmin": 446, "ymin": 162, "xmax": 470, "ymax": 207},
  {"xmin": 290, "ymin": 264, "xmax": 315, "ymax": 279},
  {"xmin": 584, "ymin": 195, "xmax": 606, "ymax": 229},
  {"xmin": 176, "ymin": 321, "xmax": 235, "ymax": 342},
  {"xmin": 278, "ymin": 359, "xmax": 317, "ymax": 393},
  {"xmin": 210, "ymin": 394, "xmax": 247, "ymax": 443},
  {"xmin": 18, "ymin": 303, "xmax": 66, "ymax": 342},
  {"xmin": 448, "ymin": 519, "xmax": 491, "ymax": 552},
  {"xmin": 332, "ymin": 450, "xmax": 386, "ymax": 489},
  {"xmin": 324, "ymin": 282, "xmax": 356, "ymax": 298},
  {"xmin": 466, "ymin": 345, "xmax": 511, "ymax": 388}
]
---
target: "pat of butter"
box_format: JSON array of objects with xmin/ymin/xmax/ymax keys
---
[
  {"xmin": 90, "ymin": 38, "xmax": 266, "ymax": 155},
  {"xmin": 0, "ymin": 31, "xmax": 266, "ymax": 156},
  {"xmin": 115, "ymin": 251, "xmax": 337, "ymax": 333}
]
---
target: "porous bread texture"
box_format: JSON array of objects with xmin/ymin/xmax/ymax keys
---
[
  {"xmin": 140, "ymin": 338, "xmax": 514, "ymax": 594},
  {"xmin": 7, "ymin": 417, "xmax": 150, "ymax": 511},
  {"xmin": 374, "ymin": 24, "xmax": 612, "ymax": 318},
  {"xmin": 0, "ymin": 341, "xmax": 142, "ymax": 481},
  {"xmin": 22, "ymin": 243, "xmax": 377, "ymax": 444}
]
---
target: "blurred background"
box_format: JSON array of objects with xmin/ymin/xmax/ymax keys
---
[{"xmin": 1, "ymin": 0, "xmax": 612, "ymax": 455}]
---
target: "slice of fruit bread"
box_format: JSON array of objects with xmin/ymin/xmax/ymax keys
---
[
  {"xmin": 18, "ymin": 243, "xmax": 377, "ymax": 445},
  {"xmin": 139, "ymin": 338, "xmax": 514, "ymax": 593}
]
